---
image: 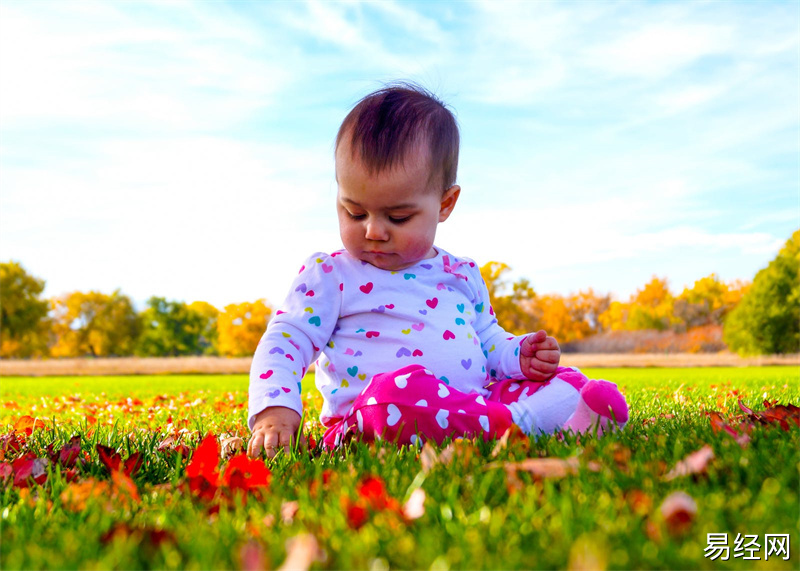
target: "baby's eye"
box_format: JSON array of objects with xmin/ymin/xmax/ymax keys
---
[
  {"xmin": 348, "ymin": 212, "xmax": 366, "ymax": 221},
  {"xmin": 389, "ymin": 215, "xmax": 412, "ymax": 224}
]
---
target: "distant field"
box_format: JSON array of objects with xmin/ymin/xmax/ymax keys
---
[{"xmin": 1, "ymin": 353, "xmax": 798, "ymax": 377}]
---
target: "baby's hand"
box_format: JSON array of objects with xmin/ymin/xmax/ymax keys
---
[
  {"xmin": 248, "ymin": 406, "xmax": 305, "ymax": 459},
  {"xmin": 520, "ymin": 330, "xmax": 561, "ymax": 381}
]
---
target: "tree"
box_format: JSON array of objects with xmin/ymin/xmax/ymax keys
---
[
  {"xmin": 50, "ymin": 290, "xmax": 141, "ymax": 357},
  {"xmin": 136, "ymin": 297, "xmax": 215, "ymax": 357},
  {"xmin": 188, "ymin": 301, "xmax": 220, "ymax": 355},
  {"xmin": 216, "ymin": 300, "xmax": 272, "ymax": 357},
  {"xmin": 724, "ymin": 230, "xmax": 800, "ymax": 355},
  {"xmin": 0, "ymin": 261, "xmax": 50, "ymax": 357},
  {"xmin": 626, "ymin": 276, "xmax": 676, "ymax": 331},
  {"xmin": 673, "ymin": 274, "xmax": 746, "ymax": 331},
  {"xmin": 479, "ymin": 262, "xmax": 539, "ymax": 335}
]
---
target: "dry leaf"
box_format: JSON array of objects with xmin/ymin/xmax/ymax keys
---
[
  {"xmin": 664, "ymin": 445, "xmax": 714, "ymax": 481},
  {"xmin": 660, "ymin": 491, "xmax": 697, "ymax": 535},
  {"xmin": 402, "ymin": 488, "xmax": 426, "ymax": 521},
  {"xmin": 419, "ymin": 442, "xmax": 439, "ymax": 474},
  {"xmin": 220, "ymin": 436, "xmax": 244, "ymax": 458},
  {"xmin": 491, "ymin": 424, "xmax": 530, "ymax": 457},
  {"xmin": 277, "ymin": 533, "xmax": 325, "ymax": 571},
  {"xmin": 438, "ymin": 439, "xmax": 476, "ymax": 467},
  {"xmin": 240, "ymin": 539, "xmax": 267, "ymax": 571},
  {"xmin": 281, "ymin": 500, "xmax": 299, "ymax": 524}
]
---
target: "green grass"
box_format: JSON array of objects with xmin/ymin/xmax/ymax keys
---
[{"xmin": 1, "ymin": 367, "xmax": 798, "ymax": 570}]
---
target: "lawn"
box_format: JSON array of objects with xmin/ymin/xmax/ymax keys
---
[{"xmin": 1, "ymin": 367, "xmax": 798, "ymax": 570}]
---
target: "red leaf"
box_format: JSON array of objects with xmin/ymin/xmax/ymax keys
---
[
  {"xmin": 123, "ymin": 452, "xmax": 143, "ymax": 477},
  {"xmin": 738, "ymin": 399, "xmax": 755, "ymax": 415},
  {"xmin": 11, "ymin": 453, "xmax": 48, "ymax": 488},
  {"xmin": 0, "ymin": 462, "xmax": 13, "ymax": 483},
  {"xmin": 186, "ymin": 434, "xmax": 220, "ymax": 481},
  {"xmin": 660, "ymin": 491, "xmax": 697, "ymax": 535},
  {"xmin": 58, "ymin": 436, "xmax": 82, "ymax": 469},
  {"xmin": 96, "ymin": 444, "xmax": 142, "ymax": 476},
  {"xmin": 222, "ymin": 453, "xmax": 271, "ymax": 495},
  {"xmin": 345, "ymin": 502, "xmax": 369, "ymax": 530},
  {"xmin": 96, "ymin": 444, "xmax": 122, "ymax": 472}
]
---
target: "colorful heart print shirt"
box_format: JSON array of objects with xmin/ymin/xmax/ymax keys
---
[{"xmin": 248, "ymin": 247, "xmax": 527, "ymax": 429}]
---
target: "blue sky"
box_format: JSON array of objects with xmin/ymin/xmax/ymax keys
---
[{"xmin": 1, "ymin": 1, "xmax": 798, "ymax": 311}]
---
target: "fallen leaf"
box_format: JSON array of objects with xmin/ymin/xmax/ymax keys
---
[
  {"xmin": 281, "ymin": 500, "xmax": 299, "ymax": 524},
  {"xmin": 13, "ymin": 415, "xmax": 47, "ymax": 436},
  {"xmin": 277, "ymin": 534, "xmax": 325, "ymax": 571},
  {"xmin": 438, "ymin": 439, "xmax": 476, "ymax": 468},
  {"xmin": 402, "ymin": 488, "xmax": 426, "ymax": 521},
  {"xmin": 222, "ymin": 453, "xmax": 271, "ymax": 498},
  {"xmin": 11, "ymin": 453, "xmax": 48, "ymax": 487},
  {"xmin": 664, "ymin": 445, "xmax": 714, "ymax": 481},
  {"xmin": 660, "ymin": 491, "xmax": 697, "ymax": 535},
  {"xmin": 491, "ymin": 424, "xmax": 530, "ymax": 457},
  {"xmin": 220, "ymin": 436, "xmax": 244, "ymax": 458},
  {"xmin": 419, "ymin": 441, "xmax": 439, "ymax": 474},
  {"xmin": 240, "ymin": 539, "xmax": 268, "ymax": 571},
  {"xmin": 96, "ymin": 444, "xmax": 143, "ymax": 477}
]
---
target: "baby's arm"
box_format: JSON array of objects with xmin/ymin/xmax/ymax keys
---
[{"xmin": 247, "ymin": 253, "xmax": 342, "ymax": 458}]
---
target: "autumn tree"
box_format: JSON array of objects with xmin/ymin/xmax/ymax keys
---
[
  {"xmin": 724, "ymin": 230, "xmax": 800, "ymax": 355},
  {"xmin": 216, "ymin": 300, "xmax": 272, "ymax": 357},
  {"xmin": 135, "ymin": 297, "xmax": 217, "ymax": 357},
  {"xmin": 50, "ymin": 290, "xmax": 141, "ymax": 357},
  {"xmin": 673, "ymin": 274, "xmax": 747, "ymax": 331},
  {"xmin": 535, "ymin": 289, "xmax": 612, "ymax": 342},
  {"xmin": 188, "ymin": 301, "xmax": 219, "ymax": 355},
  {"xmin": 625, "ymin": 276, "xmax": 676, "ymax": 331},
  {"xmin": 479, "ymin": 262, "xmax": 539, "ymax": 335},
  {"xmin": 0, "ymin": 261, "xmax": 50, "ymax": 357}
]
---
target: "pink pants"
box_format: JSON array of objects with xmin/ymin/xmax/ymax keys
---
[{"xmin": 322, "ymin": 364, "xmax": 589, "ymax": 448}]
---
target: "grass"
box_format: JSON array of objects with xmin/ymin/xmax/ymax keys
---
[{"xmin": 1, "ymin": 367, "xmax": 798, "ymax": 570}]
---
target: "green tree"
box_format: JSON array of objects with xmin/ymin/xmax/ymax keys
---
[
  {"xmin": 0, "ymin": 261, "xmax": 51, "ymax": 357},
  {"xmin": 135, "ymin": 297, "xmax": 214, "ymax": 357},
  {"xmin": 51, "ymin": 290, "xmax": 141, "ymax": 357},
  {"xmin": 724, "ymin": 230, "xmax": 800, "ymax": 355}
]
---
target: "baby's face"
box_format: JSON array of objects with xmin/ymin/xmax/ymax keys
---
[{"xmin": 335, "ymin": 139, "xmax": 459, "ymax": 271}]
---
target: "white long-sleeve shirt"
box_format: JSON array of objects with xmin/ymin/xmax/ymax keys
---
[{"xmin": 248, "ymin": 247, "xmax": 526, "ymax": 429}]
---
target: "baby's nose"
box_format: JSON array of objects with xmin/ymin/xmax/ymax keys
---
[{"xmin": 365, "ymin": 219, "xmax": 389, "ymax": 241}]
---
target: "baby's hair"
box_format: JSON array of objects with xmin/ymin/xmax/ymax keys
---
[{"xmin": 336, "ymin": 82, "xmax": 459, "ymax": 192}]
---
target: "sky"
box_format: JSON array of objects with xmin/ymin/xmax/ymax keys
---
[{"xmin": 1, "ymin": 0, "xmax": 798, "ymax": 312}]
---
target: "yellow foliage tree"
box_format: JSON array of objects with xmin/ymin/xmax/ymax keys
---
[
  {"xmin": 625, "ymin": 276, "xmax": 677, "ymax": 331},
  {"xmin": 216, "ymin": 300, "xmax": 272, "ymax": 357},
  {"xmin": 50, "ymin": 290, "xmax": 141, "ymax": 357},
  {"xmin": 479, "ymin": 262, "xmax": 538, "ymax": 335},
  {"xmin": 535, "ymin": 289, "xmax": 611, "ymax": 342},
  {"xmin": 674, "ymin": 273, "xmax": 748, "ymax": 331}
]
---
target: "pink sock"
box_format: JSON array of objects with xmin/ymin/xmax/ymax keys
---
[{"xmin": 563, "ymin": 379, "xmax": 629, "ymax": 434}]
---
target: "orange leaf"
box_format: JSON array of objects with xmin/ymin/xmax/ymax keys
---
[{"xmin": 664, "ymin": 445, "xmax": 714, "ymax": 481}]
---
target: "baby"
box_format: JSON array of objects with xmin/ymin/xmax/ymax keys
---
[{"xmin": 248, "ymin": 84, "xmax": 628, "ymax": 458}]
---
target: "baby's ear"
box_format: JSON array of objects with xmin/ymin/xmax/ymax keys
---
[{"xmin": 439, "ymin": 185, "xmax": 461, "ymax": 222}]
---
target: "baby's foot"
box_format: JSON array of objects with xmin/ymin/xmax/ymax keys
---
[{"xmin": 563, "ymin": 379, "xmax": 628, "ymax": 435}]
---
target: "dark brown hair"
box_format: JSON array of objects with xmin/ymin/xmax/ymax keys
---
[{"xmin": 335, "ymin": 83, "xmax": 459, "ymax": 191}]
